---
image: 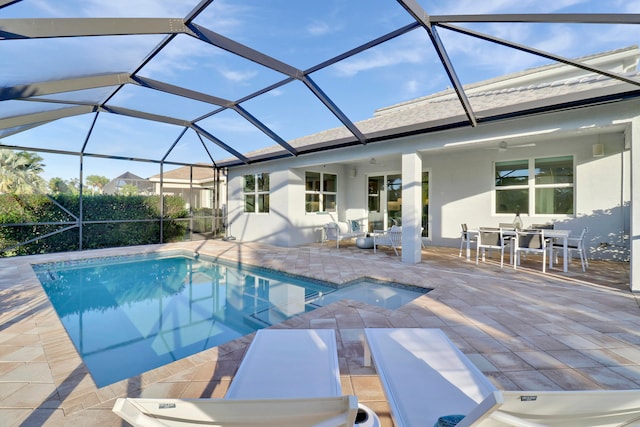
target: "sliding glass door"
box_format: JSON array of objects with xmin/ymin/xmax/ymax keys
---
[{"xmin": 367, "ymin": 172, "xmax": 429, "ymax": 236}]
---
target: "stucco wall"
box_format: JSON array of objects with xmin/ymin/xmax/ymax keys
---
[
  {"xmin": 227, "ymin": 103, "xmax": 634, "ymax": 261},
  {"xmin": 426, "ymin": 133, "xmax": 628, "ymax": 260}
]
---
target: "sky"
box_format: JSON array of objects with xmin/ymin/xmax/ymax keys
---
[{"xmin": 1, "ymin": 0, "xmax": 640, "ymax": 182}]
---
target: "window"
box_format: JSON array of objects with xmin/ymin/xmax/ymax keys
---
[
  {"xmin": 535, "ymin": 156, "xmax": 574, "ymax": 215},
  {"xmin": 495, "ymin": 156, "xmax": 573, "ymax": 215},
  {"xmin": 305, "ymin": 172, "xmax": 336, "ymax": 212},
  {"xmin": 243, "ymin": 173, "xmax": 269, "ymax": 213},
  {"xmin": 495, "ymin": 160, "xmax": 529, "ymax": 214}
]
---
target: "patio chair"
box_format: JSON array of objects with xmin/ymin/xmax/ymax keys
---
[
  {"xmin": 363, "ymin": 328, "xmax": 498, "ymax": 427},
  {"xmin": 514, "ymin": 229, "xmax": 548, "ymax": 273},
  {"xmin": 373, "ymin": 226, "xmax": 403, "ymax": 255},
  {"xmin": 476, "ymin": 227, "xmax": 510, "ymax": 268},
  {"xmin": 551, "ymin": 226, "xmax": 589, "ymax": 272},
  {"xmin": 322, "ymin": 221, "xmax": 365, "ymax": 248},
  {"xmin": 363, "ymin": 328, "xmax": 640, "ymax": 427},
  {"xmin": 226, "ymin": 329, "xmax": 342, "ymax": 399},
  {"xmin": 113, "ymin": 329, "xmax": 372, "ymax": 426},
  {"xmin": 453, "ymin": 389, "xmax": 640, "ymax": 427},
  {"xmin": 458, "ymin": 223, "xmax": 476, "ymax": 258},
  {"xmin": 226, "ymin": 328, "xmax": 379, "ymax": 424},
  {"xmin": 112, "ymin": 396, "xmax": 359, "ymax": 427}
]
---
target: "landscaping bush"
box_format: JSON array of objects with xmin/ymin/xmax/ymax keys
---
[{"xmin": 0, "ymin": 194, "xmax": 189, "ymax": 256}]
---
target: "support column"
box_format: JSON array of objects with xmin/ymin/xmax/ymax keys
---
[
  {"xmin": 630, "ymin": 118, "xmax": 640, "ymax": 292},
  {"xmin": 401, "ymin": 151, "xmax": 422, "ymax": 264}
]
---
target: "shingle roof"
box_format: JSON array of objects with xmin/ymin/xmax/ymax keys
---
[
  {"xmin": 221, "ymin": 46, "xmax": 640, "ymax": 166},
  {"xmin": 148, "ymin": 164, "xmax": 216, "ymax": 181}
]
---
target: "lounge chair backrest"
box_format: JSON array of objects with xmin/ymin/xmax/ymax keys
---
[
  {"xmin": 113, "ymin": 396, "xmax": 359, "ymax": 427},
  {"xmin": 457, "ymin": 389, "xmax": 640, "ymax": 427}
]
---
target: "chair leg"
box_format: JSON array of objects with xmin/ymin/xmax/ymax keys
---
[
  {"xmin": 579, "ymin": 250, "xmax": 586, "ymax": 272},
  {"xmin": 459, "ymin": 238, "xmax": 464, "ymax": 257}
]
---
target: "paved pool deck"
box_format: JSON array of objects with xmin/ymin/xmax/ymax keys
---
[{"xmin": 0, "ymin": 240, "xmax": 636, "ymax": 426}]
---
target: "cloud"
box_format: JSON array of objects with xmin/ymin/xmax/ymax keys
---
[
  {"xmin": 427, "ymin": 0, "xmax": 585, "ymax": 15},
  {"xmin": 332, "ymin": 32, "xmax": 427, "ymax": 77},
  {"xmin": 219, "ymin": 69, "xmax": 258, "ymax": 83},
  {"xmin": 81, "ymin": 0, "xmax": 191, "ymax": 17},
  {"xmin": 307, "ymin": 21, "xmax": 332, "ymax": 36}
]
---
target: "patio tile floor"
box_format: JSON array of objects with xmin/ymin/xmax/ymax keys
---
[{"xmin": 0, "ymin": 240, "xmax": 636, "ymax": 426}]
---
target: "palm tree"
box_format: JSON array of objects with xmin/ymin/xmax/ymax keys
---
[
  {"xmin": 0, "ymin": 149, "xmax": 47, "ymax": 194},
  {"xmin": 85, "ymin": 174, "xmax": 109, "ymax": 195}
]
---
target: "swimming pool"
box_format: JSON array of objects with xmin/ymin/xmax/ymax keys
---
[{"xmin": 33, "ymin": 251, "xmax": 428, "ymax": 387}]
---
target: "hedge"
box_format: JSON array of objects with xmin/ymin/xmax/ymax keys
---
[{"xmin": 0, "ymin": 194, "xmax": 189, "ymax": 256}]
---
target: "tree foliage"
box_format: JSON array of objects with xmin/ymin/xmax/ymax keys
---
[
  {"xmin": 0, "ymin": 149, "xmax": 48, "ymax": 194},
  {"xmin": 0, "ymin": 194, "xmax": 189, "ymax": 256},
  {"xmin": 85, "ymin": 175, "xmax": 109, "ymax": 195}
]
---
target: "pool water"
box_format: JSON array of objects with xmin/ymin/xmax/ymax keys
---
[{"xmin": 33, "ymin": 251, "xmax": 428, "ymax": 387}]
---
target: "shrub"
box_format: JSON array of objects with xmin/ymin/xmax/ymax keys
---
[{"xmin": 0, "ymin": 194, "xmax": 189, "ymax": 256}]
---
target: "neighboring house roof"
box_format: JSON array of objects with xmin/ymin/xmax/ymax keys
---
[
  {"xmin": 148, "ymin": 165, "xmax": 219, "ymax": 183},
  {"xmin": 113, "ymin": 172, "xmax": 146, "ymax": 181},
  {"xmin": 219, "ymin": 46, "xmax": 640, "ymax": 167},
  {"xmin": 103, "ymin": 172, "xmax": 153, "ymax": 194}
]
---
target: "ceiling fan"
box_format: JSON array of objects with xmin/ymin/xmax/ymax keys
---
[{"xmin": 487, "ymin": 141, "xmax": 537, "ymax": 152}]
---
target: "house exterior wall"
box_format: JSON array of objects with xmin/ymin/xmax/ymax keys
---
[
  {"xmin": 227, "ymin": 101, "xmax": 636, "ymax": 264},
  {"xmin": 428, "ymin": 132, "xmax": 628, "ymax": 261}
]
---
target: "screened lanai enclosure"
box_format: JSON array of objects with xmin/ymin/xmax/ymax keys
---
[{"xmin": 2, "ymin": 0, "xmax": 640, "ymax": 256}]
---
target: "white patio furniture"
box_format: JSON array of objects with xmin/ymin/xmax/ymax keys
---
[
  {"xmin": 373, "ymin": 226, "xmax": 402, "ymax": 255},
  {"xmin": 514, "ymin": 229, "xmax": 548, "ymax": 273},
  {"xmin": 225, "ymin": 329, "xmax": 342, "ymax": 399},
  {"xmin": 323, "ymin": 220, "xmax": 366, "ymax": 248},
  {"xmin": 455, "ymin": 389, "xmax": 640, "ymax": 427},
  {"xmin": 551, "ymin": 227, "xmax": 589, "ymax": 272},
  {"xmin": 543, "ymin": 229, "xmax": 572, "ymax": 272},
  {"xmin": 113, "ymin": 329, "xmax": 378, "ymax": 426},
  {"xmin": 226, "ymin": 329, "xmax": 379, "ymax": 425},
  {"xmin": 458, "ymin": 223, "xmax": 476, "ymax": 259},
  {"xmin": 476, "ymin": 227, "xmax": 511, "ymax": 268},
  {"xmin": 112, "ymin": 395, "xmax": 358, "ymax": 427},
  {"xmin": 363, "ymin": 328, "xmax": 640, "ymax": 427},
  {"xmin": 373, "ymin": 226, "xmax": 424, "ymax": 256},
  {"xmin": 363, "ymin": 328, "xmax": 497, "ymax": 427}
]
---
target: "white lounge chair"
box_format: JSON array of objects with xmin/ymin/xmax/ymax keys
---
[
  {"xmin": 225, "ymin": 329, "xmax": 379, "ymax": 425},
  {"xmin": 364, "ymin": 328, "xmax": 640, "ymax": 427},
  {"xmin": 323, "ymin": 221, "xmax": 365, "ymax": 248},
  {"xmin": 363, "ymin": 328, "xmax": 498, "ymax": 427},
  {"xmin": 373, "ymin": 226, "xmax": 425, "ymax": 256},
  {"xmin": 454, "ymin": 388, "xmax": 640, "ymax": 426},
  {"xmin": 112, "ymin": 395, "xmax": 358, "ymax": 427},
  {"xmin": 114, "ymin": 329, "xmax": 378, "ymax": 426},
  {"xmin": 225, "ymin": 329, "xmax": 343, "ymax": 399}
]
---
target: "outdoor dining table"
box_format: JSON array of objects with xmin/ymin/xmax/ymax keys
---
[
  {"xmin": 465, "ymin": 228, "xmax": 572, "ymax": 273},
  {"xmin": 542, "ymin": 229, "xmax": 572, "ymax": 272}
]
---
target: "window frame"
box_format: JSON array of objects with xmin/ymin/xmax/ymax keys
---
[
  {"xmin": 243, "ymin": 173, "xmax": 270, "ymax": 213},
  {"xmin": 494, "ymin": 155, "xmax": 574, "ymax": 216},
  {"xmin": 305, "ymin": 171, "xmax": 337, "ymax": 213}
]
